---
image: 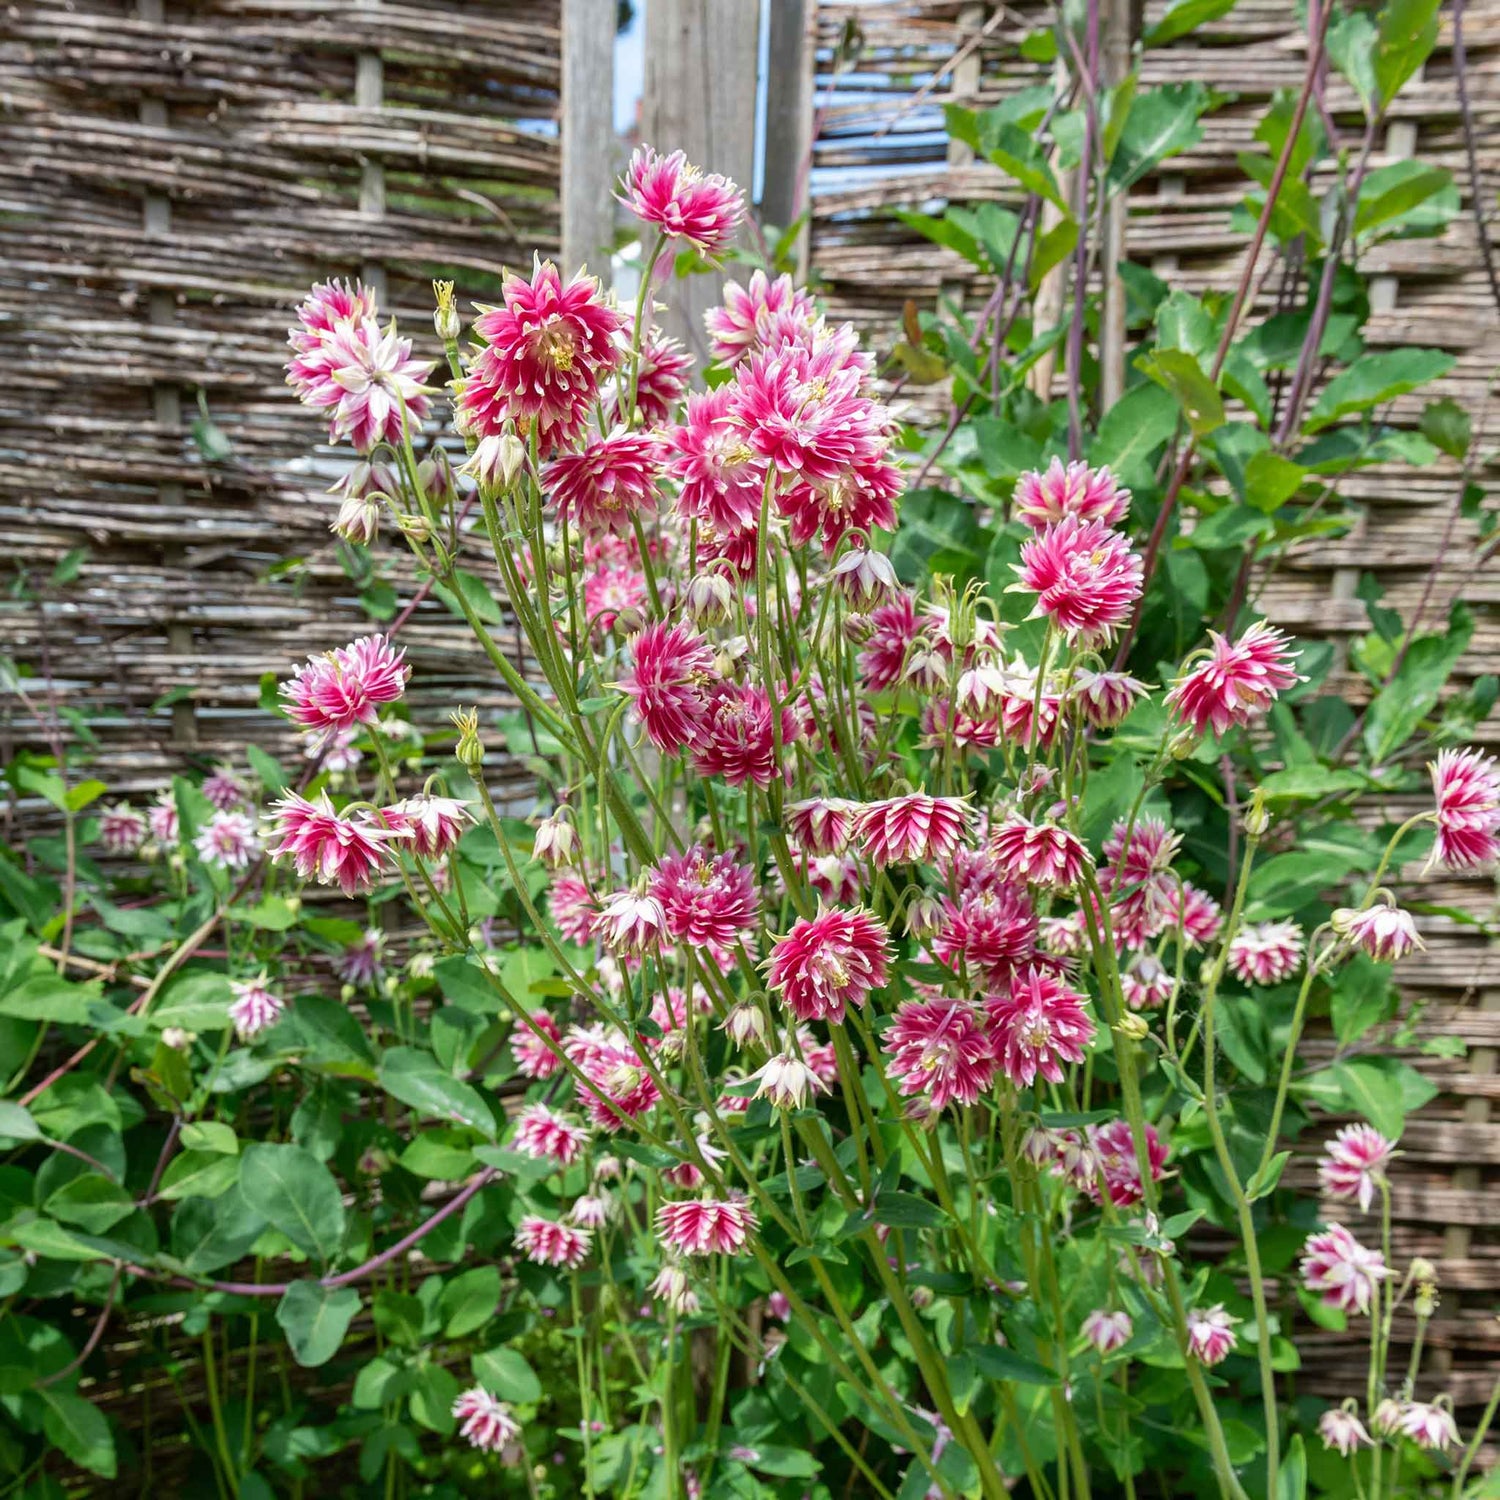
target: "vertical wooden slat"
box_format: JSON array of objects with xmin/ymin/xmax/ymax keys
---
[
  {"xmin": 562, "ymin": 0, "xmax": 618, "ymax": 281},
  {"xmin": 356, "ymin": 0, "xmax": 387, "ymax": 302},
  {"xmin": 762, "ymin": 0, "xmax": 815, "ymax": 277},
  {"xmin": 642, "ymin": 0, "xmax": 762, "ymax": 351},
  {"xmin": 1099, "ymin": 0, "xmax": 1136, "ymax": 411}
]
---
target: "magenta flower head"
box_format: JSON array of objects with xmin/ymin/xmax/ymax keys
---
[
  {"xmin": 785, "ymin": 796, "xmax": 860, "ymax": 856},
  {"xmin": 265, "ymin": 792, "xmax": 407, "ymax": 896},
  {"xmin": 852, "ymin": 794, "xmax": 973, "ymax": 868},
  {"xmin": 1185, "ymin": 1304, "xmax": 1239, "ymax": 1366},
  {"xmin": 1081, "ymin": 1308, "xmax": 1133, "ymax": 1356},
  {"xmin": 986, "ymin": 966, "xmax": 1096, "ymax": 1088},
  {"xmin": 1165, "ymin": 620, "xmax": 1301, "ymax": 738},
  {"xmin": 460, "ymin": 258, "xmax": 627, "ymax": 452},
  {"xmin": 622, "ymin": 146, "xmax": 746, "ymax": 259},
  {"xmin": 666, "ymin": 386, "xmax": 767, "ymax": 535},
  {"xmin": 705, "ymin": 271, "xmax": 817, "ymax": 366},
  {"xmin": 514, "ymin": 1214, "xmax": 592, "ymax": 1269},
  {"xmin": 511, "ymin": 1010, "xmax": 562, "ymax": 1079},
  {"xmin": 1398, "ymin": 1400, "xmax": 1460, "ymax": 1451},
  {"xmin": 1071, "ymin": 668, "xmax": 1150, "ymax": 729},
  {"xmin": 1300, "ymin": 1223, "xmax": 1390, "ymax": 1315},
  {"xmin": 288, "ymin": 279, "xmax": 378, "ymax": 354},
  {"xmin": 593, "ymin": 886, "xmax": 668, "ymax": 955},
  {"xmin": 989, "ymin": 816, "xmax": 1089, "ymax": 890},
  {"xmin": 542, "ymin": 428, "xmax": 663, "ymax": 539},
  {"xmin": 194, "ymin": 810, "xmax": 263, "ymax": 871},
  {"xmin": 656, "ymin": 1194, "xmax": 757, "ymax": 1256},
  {"xmin": 281, "ymin": 634, "xmax": 409, "ymax": 736},
  {"xmin": 1331, "ymin": 901, "xmax": 1424, "ymax": 961},
  {"xmin": 452, "ymin": 1386, "xmax": 521, "ymax": 1455},
  {"xmin": 380, "ymin": 794, "xmax": 472, "ymax": 860},
  {"xmin": 512, "ymin": 1103, "xmax": 590, "ymax": 1168},
  {"xmin": 201, "ymin": 766, "xmax": 249, "ymax": 812},
  {"xmin": 1318, "ymin": 1405, "xmax": 1373, "ymax": 1457},
  {"xmin": 1227, "ymin": 920, "xmax": 1305, "ymax": 986},
  {"xmin": 1014, "ymin": 459, "xmax": 1130, "ymax": 530},
  {"xmin": 228, "ymin": 975, "xmax": 284, "ymax": 1041},
  {"xmin": 98, "ymin": 803, "xmax": 148, "ymax": 856},
  {"xmin": 765, "ymin": 906, "xmax": 892, "ymax": 1023},
  {"xmin": 624, "ymin": 325, "xmax": 693, "ymax": 425},
  {"xmin": 1085, "ymin": 1117, "xmax": 1169, "ymax": 1207},
  {"xmin": 932, "ymin": 887, "xmax": 1038, "ymax": 990},
  {"xmin": 1428, "ymin": 747, "xmax": 1500, "ymax": 870},
  {"xmin": 1014, "ymin": 517, "xmax": 1143, "ymax": 644},
  {"xmin": 620, "ymin": 622, "xmax": 719, "ymax": 754},
  {"xmin": 690, "ymin": 683, "xmax": 799, "ymax": 789},
  {"xmin": 883, "ymin": 998, "xmax": 996, "ymax": 1112},
  {"xmin": 649, "ymin": 846, "xmax": 759, "ymax": 951},
  {"xmin": 1317, "ymin": 1123, "xmax": 1396, "ymax": 1212},
  {"xmin": 147, "ymin": 793, "xmax": 180, "ymax": 847}
]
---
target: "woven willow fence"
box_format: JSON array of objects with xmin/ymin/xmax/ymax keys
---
[{"xmin": 806, "ymin": 0, "xmax": 1500, "ymax": 1427}]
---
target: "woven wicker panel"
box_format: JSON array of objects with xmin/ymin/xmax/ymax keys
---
[
  {"xmin": 0, "ymin": 0, "xmax": 560, "ymax": 818},
  {"xmin": 809, "ymin": 0, "xmax": 1500, "ymax": 1434}
]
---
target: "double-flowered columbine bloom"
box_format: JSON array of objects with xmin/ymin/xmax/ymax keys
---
[
  {"xmin": 228, "ymin": 975, "xmax": 284, "ymax": 1040},
  {"xmin": 201, "ymin": 766, "xmax": 248, "ymax": 812},
  {"xmin": 705, "ymin": 271, "xmax": 817, "ymax": 364},
  {"xmin": 621, "ymin": 622, "xmax": 719, "ymax": 754},
  {"xmin": 265, "ymin": 792, "xmax": 407, "ymax": 896},
  {"xmin": 1165, "ymin": 620, "xmax": 1301, "ymax": 738},
  {"xmin": 452, "ymin": 1387, "xmax": 521, "ymax": 1455},
  {"xmin": 766, "ymin": 907, "xmax": 892, "ymax": 1023},
  {"xmin": 750, "ymin": 1053, "xmax": 828, "ymax": 1112},
  {"xmin": 1429, "ymin": 747, "xmax": 1500, "ymax": 869},
  {"xmin": 194, "ymin": 810, "xmax": 262, "ymax": 871},
  {"xmin": 657, "ymin": 1195, "xmax": 757, "ymax": 1256},
  {"xmin": 1015, "ymin": 459, "xmax": 1131, "ymax": 529},
  {"xmin": 543, "ymin": 428, "xmax": 663, "ymax": 538},
  {"xmin": 987, "ymin": 968, "xmax": 1095, "ymax": 1088},
  {"xmin": 1397, "ymin": 1400, "xmax": 1460, "ymax": 1451},
  {"xmin": 1081, "ymin": 1309, "xmax": 1133, "ymax": 1355},
  {"xmin": 514, "ymin": 1214, "xmax": 592, "ymax": 1269},
  {"xmin": 1317, "ymin": 1123, "xmax": 1396, "ymax": 1212},
  {"xmin": 593, "ymin": 886, "xmax": 668, "ymax": 955},
  {"xmin": 281, "ymin": 634, "xmax": 409, "ymax": 736},
  {"xmin": 989, "ymin": 816, "xmax": 1089, "ymax": 890},
  {"xmin": 650, "ymin": 846, "xmax": 759, "ymax": 952},
  {"xmin": 883, "ymin": 998, "xmax": 996, "ymax": 1112},
  {"xmin": 379, "ymin": 794, "xmax": 472, "ymax": 859},
  {"xmin": 512, "ymin": 1104, "xmax": 590, "ymax": 1168},
  {"xmin": 785, "ymin": 797, "xmax": 859, "ymax": 856},
  {"xmin": 1318, "ymin": 1405, "xmax": 1373, "ymax": 1456},
  {"xmin": 1015, "ymin": 517, "xmax": 1143, "ymax": 644},
  {"xmin": 1300, "ymin": 1224, "xmax": 1390, "ymax": 1314},
  {"xmin": 99, "ymin": 803, "xmax": 147, "ymax": 856},
  {"xmin": 621, "ymin": 146, "xmax": 745, "ymax": 259},
  {"xmin": 1331, "ymin": 901, "xmax": 1424, "ymax": 961},
  {"xmin": 1185, "ymin": 1304, "xmax": 1238, "ymax": 1365},
  {"xmin": 1227, "ymin": 919, "xmax": 1305, "ymax": 986},
  {"xmin": 852, "ymin": 794, "xmax": 972, "ymax": 868},
  {"xmin": 510, "ymin": 1011, "xmax": 562, "ymax": 1079}
]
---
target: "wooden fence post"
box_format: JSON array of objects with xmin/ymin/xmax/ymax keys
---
[
  {"xmin": 762, "ymin": 0, "xmax": 815, "ymax": 279},
  {"xmin": 642, "ymin": 0, "xmax": 762, "ymax": 351},
  {"xmin": 562, "ymin": 0, "xmax": 618, "ymax": 283}
]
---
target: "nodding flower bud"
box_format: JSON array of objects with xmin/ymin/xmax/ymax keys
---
[
  {"xmin": 830, "ymin": 547, "xmax": 899, "ymax": 608},
  {"xmin": 684, "ymin": 571, "xmax": 735, "ymax": 626},
  {"xmin": 433, "ymin": 279, "xmax": 462, "ymax": 343},
  {"xmin": 905, "ymin": 893, "xmax": 944, "ymax": 939},
  {"xmin": 461, "ymin": 432, "xmax": 526, "ymax": 493},
  {"xmin": 722, "ymin": 1002, "xmax": 769, "ymax": 1051},
  {"xmin": 1113, "ymin": 1012, "xmax": 1150, "ymax": 1043},
  {"xmin": 1409, "ymin": 1256, "xmax": 1438, "ymax": 1284},
  {"xmin": 398, "ymin": 511, "xmax": 432, "ymax": 545},
  {"xmin": 333, "ymin": 491, "xmax": 382, "ymax": 545},
  {"xmin": 160, "ymin": 1026, "xmax": 196, "ymax": 1051},
  {"xmin": 1242, "ymin": 788, "xmax": 1271, "ymax": 839},
  {"xmin": 532, "ymin": 810, "xmax": 578, "ymax": 868},
  {"xmin": 451, "ymin": 707, "xmax": 485, "ymax": 770},
  {"xmin": 418, "ymin": 449, "xmax": 458, "ymax": 507}
]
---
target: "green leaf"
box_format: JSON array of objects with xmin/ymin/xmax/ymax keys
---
[
  {"xmin": 1187, "ymin": 505, "xmax": 1272, "ymax": 551},
  {"xmin": 39, "ymin": 1387, "xmax": 116, "ymax": 1478},
  {"xmin": 1420, "ymin": 397, "xmax": 1471, "ymax": 459},
  {"xmin": 947, "ymin": 108, "xmax": 1069, "ymax": 211},
  {"xmin": 434, "ymin": 955, "xmax": 503, "ymax": 1015},
  {"xmin": 0, "ymin": 974, "xmax": 100, "ymax": 1024},
  {"xmin": 180, "ymin": 1121, "xmax": 239, "ymax": 1155},
  {"xmin": 1246, "ymin": 1150, "xmax": 1292, "ymax": 1201},
  {"xmin": 245, "ymin": 744, "xmax": 288, "ymax": 795},
  {"xmin": 1247, "ymin": 848, "xmax": 1365, "ymax": 917},
  {"xmin": 1363, "ymin": 607, "xmax": 1473, "ymax": 764},
  {"xmin": 9, "ymin": 1216, "xmax": 111, "ymax": 1262},
  {"xmin": 45, "ymin": 1175, "xmax": 134, "ymax": 1233},
  {"xmin": 441, "ymin": 1266, "xmax": 502, "ymax": 1337},
  {"xmin": 1244, "ymin": 451, "xmax": 1307, "ymax": 513},
  {"xmin": 173, "ymin": 1186, "xmax": 266, "ymax": 1273},
  {"xmin": 150, "ymin": 971, "xmax": 232, "ymax": 1031},
  {"xmin": 1144, "ymin": 0, "xmax": 1236, "ymax": 45},
  {"xmin": 156, "ymin": 1150, "xmax": 240, "ymax": 1202},
  {"xmin": 377, "ymin": 1050, "xmax": 496, "ymax": 1138},
  {"xmin": 431, "ymin": 568, "xmax": 504, "ymax": 627},
  {"xmin": 1331, "ymin": 959, "xmax": 1395, "ymax": 1046},
  {"xmin": 473, "ymin": 1346, "xmax": 542, "ymax": 1404},
  {"xmin": 1277, "ymin": 1434, "xmax": 1307, "ymax": 1500},
  {"xmin": 1305, "ymin": 349, "xmax": 1455, "ymax": 432},
  {"xmin": 872, "ymin": 1191, "xmax": 948, "ymax": 1229},
  {"xmin": 889, "ymin": 488, "xmax": 989, "ymax": 587},
  {"xmin": 1136, "ymin": 348, "xmax": 1224, "ymax": 436},
  {"xmin": 1089, "ymin": 382, "xmax": 1180, "ymax": 484},
  {"xmin": 408, "ymin": 1361, "xmax": 459, "ymax": 1434},
  {"xmin": 63, "ymin": 779, "xmax": 107, "ymax": 813},
  {"xmin": 277, "ymin": 1282, "xmax": 360, "ymax": 1368},
  {"xmin": 240, "ymin": 1143, "xmax": 346, "ymax": 1265},
  {"xmin": 1108, "ymin": 83, "xmax": 1210, "ymax": 190},
  {"xmin": 1027, "ymin": 218, "xmax": 1079, "ymax": 295},
  {"xmin": 1374, "ymin": 0, "xmax": 1440, "ymax": 107},
  {"xmin": 1330, "ymin": 1056, "xmax": 1437, "ymax": 1137},
  {"xmin": 0, "ymin": 1102, "xmax": 41, "ymax": 1143},
  {"xmin": 1329, "ymin": 11, "xmax": 1378, "ymax": 114},
  {"xmin": 399, "ymin": 1131, "xmax": 477, "ymax": 1181},
  {"xmin": 969, "ymin": 1344, "xmax": 1061, "ymax": 1386},
  {"xmin": 1355, "ymin": 162, "xmax": 1456, "ymax": 238}
]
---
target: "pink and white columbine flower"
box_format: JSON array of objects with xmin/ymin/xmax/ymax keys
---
[
  {"xmin": 989, "ymin": 816, "xmax": 1089, "ymax": 890},
  {"xmin": 281, "ymin": 634, "xmax": 409, "ymax": 735},
  {"xmin": 1084, "ymin": 1118, "xmax": 1169, "ymax": 1208},
  {"xmin": 1081, "ymin": 1309, "xmax": 1133, "ymax": 1355},
  {"xmin": 1122, "ymin": 953, "xmax": 1176, "ymax": 1011},
  {"xmin": 649, "ymin": 1263, "xmax": 701, "ymax": 1315},
  {"xmin": 1185, "ymin": 1304, "xmax": 1238, "ymax": 1365},
  {"xmin": 1165, "ymin": 620, "xmax": 1301, "ymax": 738},
  {"xmin": 1072, "ymin": 669, "xmax": 1151, "ymax": 729},
  {"xmin": 622, "ymin": 145, "xmax": 746, "ymax": 259},
  {"xmin": 1300, "ymin": 1224, "xmax": 1390, "ymax": 1315},
  {"xmin": 657, "ymin": 1195, "xmax": 757, "ymax": 1256},
  {"xmin": 831, "ymin": 547, "xmax": 901, "ymax": 609},
  {"xmin": 621, "ymin": 622, "xmax": 718, "ymax": 754},
  {"xmin": 461, "ymin": 259, "xmax": 626, "ymax": 451},
  {"xmin": 883, "ymin": 998, "xmax": 996, "ymax": 1113},
  {"xmin": 1331, "ymin": 902, "xmax": 1424, "ymax": 961},
  {"xmin": 666, "ymin": 386, "xmax": 767, "ymax": 536},
  {"xmin": 1397, "ymin": 1401, "xmax": 1460, "ymax": 1451},
  {"xmin": 705, "ymin": 271, "xmax": 817, "ymax": 365},
  {"xmin": 932, "ymin": 887, "xmax": 1039, "ymax": 989},
  {"xmin": 147, "ymin": 793, "xmax": 179, "ymax": 846},
  {"xmin": 750, "ymin": 1053, "xmax": 828, "ymax": 1112},
  {"xmin": 1227, "ymin": 920, "xmax": 1305, "ymax": 986},
  {"xmin": 194, "ymin": 810, "xmax": 262, "ymax": 871},
  {"xmin": 287, "ymin": 278, "xmax": 378, "ymax": 358},
  {"xmin": 625, "ymin": 326, "xmax": 693, "ymax": 426},
  {"xmin": 1170, "ymin": 882, "xmax": 1224, "ymax": 948},
  {"xmin": 98, "ymin": 803, "xmax": 147, "ymax": 856},
  {"xmin": 514, "ymin": 1214, "xmax": 592, "ymax": 1269},
  {"xmin": 1014, "ymin": 459, "xmax": 1130, "ymax": 529},
  {"xmin": 987, "ymin": 967, "xmax": 1095, "ymax": 1088},
  {"xmin": 852, "ymin": 794, "xmax": 972, "ymax": 868},
  {"xmin": 594, "ymin": 886, "xmax": 668, "ymax": 955},
  {"xmin": 785, "ymin": 797, "xmax": 859, "ymax": 856},
  {"xmin": 1429, "ymin": 748, "xmax": 1500, "ymax": 869},
  {"xmin": 452, "ymin": 1387, "xmax": 521, "ymax": 1455},
  {"xmin": 512, "ymin": 1104, "xmax": 590, "ymax": 1168},
  {"xmin": 511, "ymin": 1011, "xmax": 562, "ymax": 1079},
  {"xmin": 228, "ymin": 975, "xmax": 284, "ymax": 1040},
  {"xmin": 650, "ymin": 846, "xmax": 759, "ymax": 952},
  {"xmin": 1014, "ymin": 518, "xmax": 1143, "ymax": 644},
  {"xmin": 380, "ymin": 795, "xmax": 472, "ymax": 859},
  {"xmin": 549, "ymin": 873, "xmax": 598, "ymax": 945},
  {"xmin": 568, "ymin": 1193, "xmax": 614, "ymax": 1228},
  {"xmin": 566, "ymin": 1028, "xmax": 662, "ymax": 1132},
  {"xmin": 1317, "ymin": 1124, "xmax": 1396, "ymax": 1212},
  {"xmin": 543, "ymin": 428, "xmax": 663, "ymax": 538},
  {"xmin": 264, "ymin": 792, "xmax": 407, "ymax": 896},
  {"xmin": 690, "ymin": 683, "xmax": 798, "ymax": 789},
  {"xmin": 765, "ymin": 907, "xmax": 892, "ymax": 1023},
  {"xmin": 334, "ymin": 927, "xmax": 386, "ymax": 987},
  {"xmin": 201, "ymin": 766, "xmax": 248, "ymax": 811},
  {"xmin": 1318, "ymin": 1406, "xmax": 1373, "ymax": 1457}
]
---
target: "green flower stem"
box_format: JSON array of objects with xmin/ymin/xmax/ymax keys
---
[
  {"xmin": 624, "ymin": 234, "xmax": 667, "ymax": 427},
  {"xmin": 570, "ymin": 1272, "xmax": 598, "ymax": 1499},
  {"xmin": 1255, "ymin": 954, "xmax": 1323, "ymax": 1180},
  {"xmin": 1451, "ymin": 1376, "xmax": 1500, "ymax": 1498}
]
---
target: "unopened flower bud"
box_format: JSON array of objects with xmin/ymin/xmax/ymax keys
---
[
  {"xmin": 532, "ymin": 810, "xmax": 578, "ymax": 868},
  {"xmin": 1243, "ymin": 789, "xmax": 1271, "ymax": 839},
  {"xmin": 451, "ymin": 707, "xmax": 485, "ymax": 770},
  {"xmin": 433, "ymin": 279, "xmax": 462, "ymax": 343},
  {"xmin": 333, "ymin": 491, "xmax": 381, "ymax": 545},
  {"xmin": 1114, "ymin": 1012, "xmax": 1150, "ymax": 1043},
  {"xmin": 1410, "ymin": 1256, "xmax": 1438, "ymax": 1284},
  {"xmin": 723, "ymin": 1002, "xmax": 768, "ymax": 1050},
  {"xmin": 905, "ymin": 893, "xmax": 944, "ymax": 938},
  {"xmin": 161, "ymin": 1027, "xmax": 195, "ymax": 1051},
  {"xmin": 830, "ymin": 547, "xmax": 899, "ymax": 608},
  {"xmin": 909, "ymin": 1285, "xmax": 935, "ymax": 1310},
  {"xmin": 397, "ymin": 511, "xmax": 431, "ymax": 545},
  {"xmin": 613, "ymin": 606, "xmax": 646, "ymax": 638},
  {"xmin": 461, "ymin": 432, "xmax": 526, "ymax": 492},
  {"xmin": 685, "ymin": 571, "xmax": 734, "ymax": 626},
  {"xmin": 418, "ymin": 450, "xmax": 458, "ymax": 508}
]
